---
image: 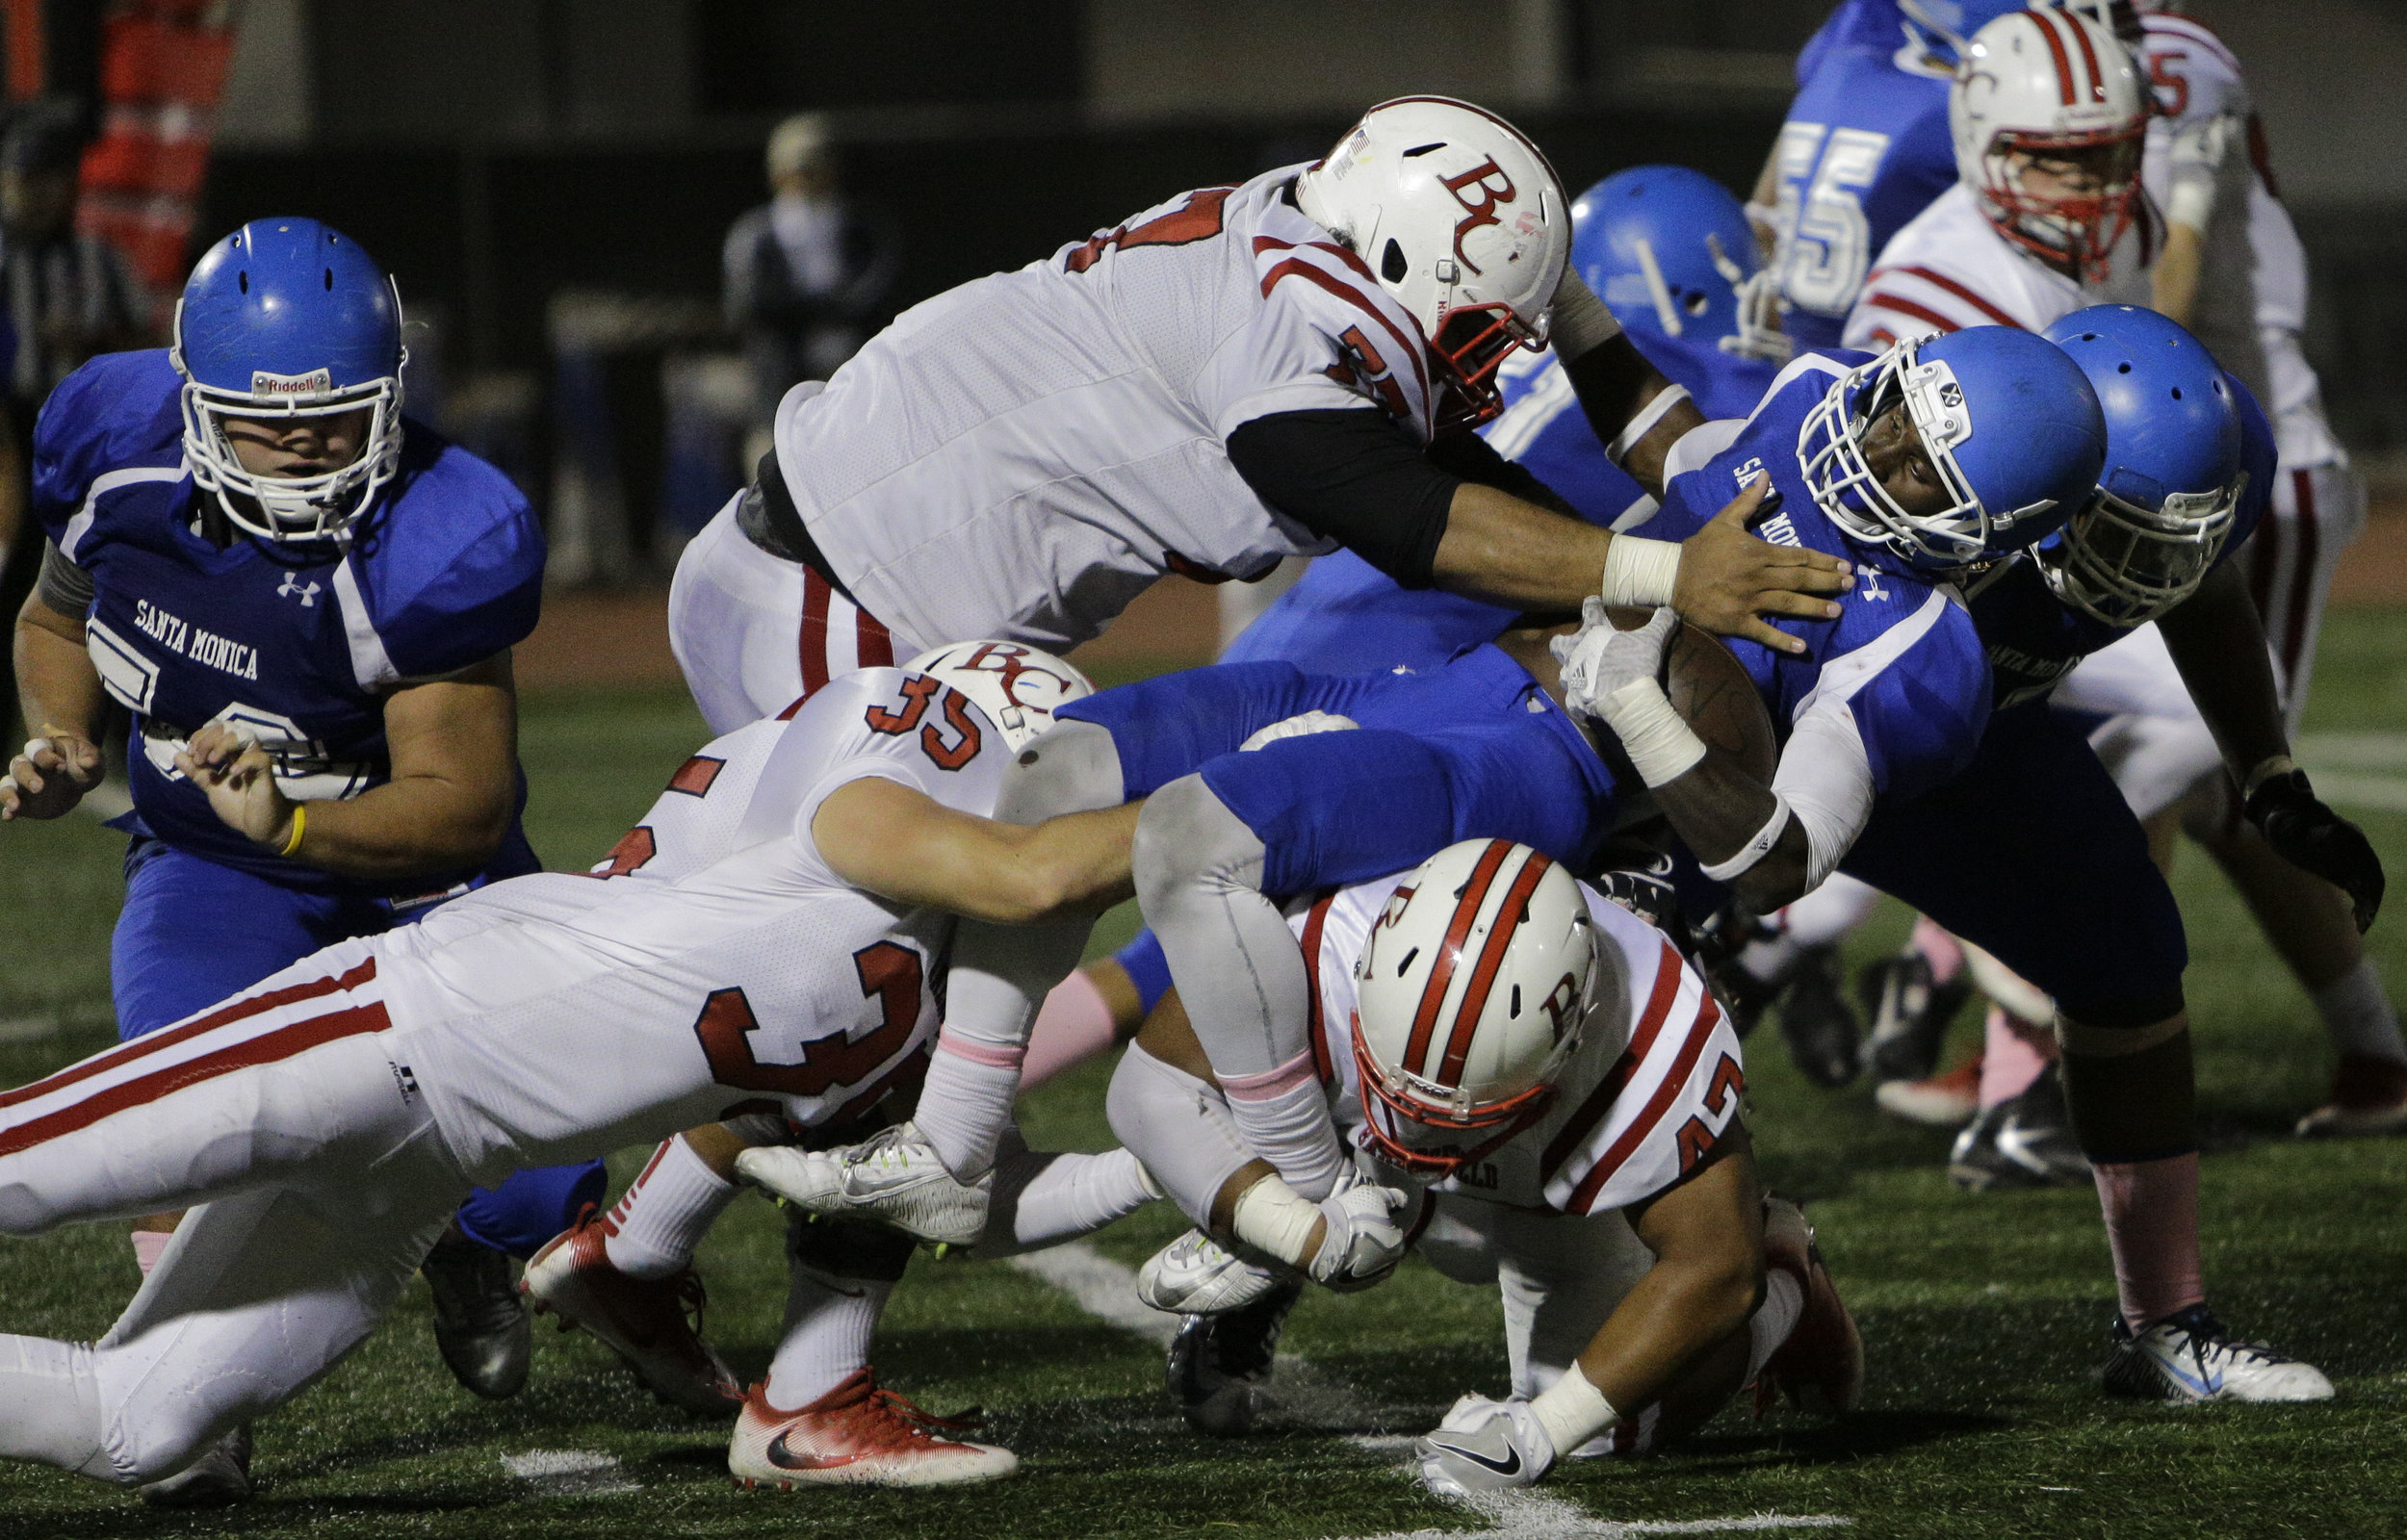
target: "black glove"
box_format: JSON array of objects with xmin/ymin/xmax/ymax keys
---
[{"xmin": 2245, "ymin": 768, "xmax": 2385, "ymax": 933}]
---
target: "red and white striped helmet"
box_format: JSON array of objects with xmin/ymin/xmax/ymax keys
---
[
  {"xmin": 1296, "ymin": 97, "xmax": 1570, "ymax": 432},
  {"xmin": 1350, "ymin": 839, "xmax": 1597, "ymax": 1174},
  {"xmin": 1950, "ymin": 7, "xmax": 2149, "ymax": 282},
  {"xmin": 902, "ymin": 641, "xmax": 1094, "ymax": 755}
]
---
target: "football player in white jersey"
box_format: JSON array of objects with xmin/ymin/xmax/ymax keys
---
[
  {"xmin": 1105, "ymin": 840, "xmax": 1860, "ymax": 1492},
  {"xmin": 0, "ymin": 647, "xmax": 1165, "ymax": 1493},
  {"xmin": 666, "ymin": 95, "xmax": 1854, "ymax": 737}
]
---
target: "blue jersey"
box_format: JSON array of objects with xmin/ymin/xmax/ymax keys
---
[
  {"xmin": 1771, "ymin": 20, "xmax": 1957, "ymax": 351},
  {"xmin": 1969, "ymin": 371, "xmax": 2277, "ymax": 712},
  {"xmin": 1639, "ymin": 351, "xmax": 1993, "ymax": 809},
  {"xmin": 35, "ymin": 349, "xmax": 545, "ymax": 892}
]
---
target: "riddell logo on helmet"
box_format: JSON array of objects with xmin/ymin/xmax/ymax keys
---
[
  {"xmin": 249, "ymin": 368, "xmax": 334, "ymax": 397},
  {"xmin": 1439, "ymin": 158, "xmax": 1517, "ymax": 274}
]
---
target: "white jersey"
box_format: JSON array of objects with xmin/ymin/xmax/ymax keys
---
[
  {"xmin": 774, "ymin": 164, "xmax": 1441, "ymax": 654},
  {"xmin": 1844, "ymin": 184, "xmax": 2115, "ymax": 346},
  {"xmin": 1293, "ymin": 876, "xmax": 1743, "ymax": 1217},
  {"xmin": 374, "ymin": 667, "xmax": 1005, "ymax": 1183},
  {"xmin": 2137, "ymin": 12, "xmax": 2342, "ymax": 471}
]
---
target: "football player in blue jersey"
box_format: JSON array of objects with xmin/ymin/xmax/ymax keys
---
[
  {"xmin": 1, "ymin": 220, "xmax": 605, "ymax": 1497},
  {"xmin": 1021, "ymin": 166, "xmax": 1808, "ymax": 1089},
  {"xmin": 1751, "ymin": 0, "xmax": 2032, "ymax": 349}
]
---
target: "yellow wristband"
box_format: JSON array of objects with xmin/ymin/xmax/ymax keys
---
[{"xmin": 278, "ymin": 803, "xmax": 307, "ymax": 858}]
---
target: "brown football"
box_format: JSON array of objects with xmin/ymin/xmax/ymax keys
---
[{"xmin": 1494, "ymin": 611, "xmax": 1776, "ymax": 784}]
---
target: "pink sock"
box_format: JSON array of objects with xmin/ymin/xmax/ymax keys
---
[
  {"xmin": 1022, "ymin": 970, "xmax": 1121, "ymax": 1089},
  {"xmin": 1978, "ymin": 1006, "xmax": 2054, "ymax": 1110},
  {"xmin": 1910, "ymin": 915, "xmax": 1964, "ymax": 984},
  {"xmin": 2092, "ymin": 1152, "xmax": 2205, "ymax": 1331},
  {"xmin": 130, "ymin": 1230, "xmax": 172, "ymax": 1276}
]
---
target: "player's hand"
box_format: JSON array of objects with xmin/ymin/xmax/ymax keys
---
[
  {"xmin": 1415, "ymin": 1393, "xmax": 1555, "ymax": 1498},
  {"xmin": 0, "ymin": 730, "xmax": 104, "ymax": 820},
  {"xmin": 2246, "ymin": 768, "xmax": 2384, "ymax": 932},
  {"xmin": 1307, "ymin": 1175, "xmax": 1409, "ymax": 1292},
  {"xmin": 1551, "ymin": 597, "xmax": 1674, "ymax": 723},
  {"xmin": 1671, "ymin": 475, "xmax": 1850, "ymax": 656},
  {"xmin": 175, "ymin": 721, "xmax": 298, "ymax": 851}
]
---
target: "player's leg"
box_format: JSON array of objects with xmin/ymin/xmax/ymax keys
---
[
  {"xmin": 667, "ymin": 492, "xmax": 810, "ymax": 735},
  {"xmin": 1722, "ymin": 874, "xmax": 1878, "ymax": 1090},
  {"xmin": 1022, "ymin": 930, "xmax": 1167, "ymax": 1089}
]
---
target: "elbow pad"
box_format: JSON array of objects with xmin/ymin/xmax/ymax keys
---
[{"xmin": 1768, "ymin": 701, "xmax": 1876, "ymax": 892}]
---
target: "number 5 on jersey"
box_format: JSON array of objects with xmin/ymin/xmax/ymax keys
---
[{"xmin": 866, "ymin": 675, "xmax": 984, "ymax": 770}]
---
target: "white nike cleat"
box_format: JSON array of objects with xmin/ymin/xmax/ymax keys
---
[
  {"xmin": 1137, "ymin": 1229, "xmax": 1286, "ymax": 1315},
  {"xmin": 728, "ymin": 1369, "xmax": 1017, "ymax": 1488},
  {"xmin": 2103, "ymin": 1305, "xmax": 2335, "ymax": 1403},
  {"xmin": 736, "ymin": 1122, "xmax": 992, "ymax": 1248}
]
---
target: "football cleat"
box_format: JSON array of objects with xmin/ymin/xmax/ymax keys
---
[
  {"xmin": 2294, "ymin": 1053, "xmax": 2407, "ymax": 1139},
  {"xmin": 1754, "ymin": 1198, "xmax": 1864, "ymax": 1417},
  {"xmin": 1168, "ymin": 1277, "xmax": 1304, "ymax": 1436},
  {"xmin": 735, "ymin": 1122, "xmax": 992, "ymax": 1248},
  {"xmin": 521, "ymin": 1208, "xmax": 742, "ymax": 1415},
  {"xmin": 138, "ymin": 1424, "xmax": 252, "ymax": 1508},
  {"xmin": 1776, "ymin": 945, "xmax": 1862, "ymax": 1090},
  {"xmin": 1859, "ymin": 950, "xmax": 1974, "ymax": 1083},
  {"xmin": 1948, "ymin": 1062, "xmax": 2089, "ymax": 1191},
  {"xmin": 2103, "ymin": 1306, "xmax": 2335, "ymax": 1403},
  {"xmin": 729, "ymin": 1369, "xmax": 1017, "ymax": 1488},
  {"xmin": 422, "ymin": 1231, "xmax": 531, "ymax": 1400},
  {"xmin": 1874, "ymin": 1056, "xmax": 1981, "ymax": 1128},
  {"xmin": 1138, "ymin": 1229, "xmax": 1288, "ymax": 1316}
]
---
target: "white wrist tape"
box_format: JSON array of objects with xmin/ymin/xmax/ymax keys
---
[
  {"xmin": 1598, "ymin": 535, "xmax": 1682, "ymax": 608},
  {"xmin": 2164, "ymin": 177, "xmax": 2215, "ymax": 232},
  {"xmin": 2243, "ymin": 753, "xmax": 2296, "ymax": 800},
  {"xmin": 1698, "ymin": 793, "xmax": 1794, "ymax": 883},
  {"xmin": 1529, "ymin": 1362, "xmax": 1618, "ymax": 1456},
  {"xmin": 1549, "ymin": 268, "xmax": 1622, "ymax": 363},
  {"xmin": 1598, "ymin": 678, "xmax": 1707, "ymax": 787},
  {"xmin": 1230, "ymin": 1174, "xmax": 1321, "ymax": 1270},
  {"xmin": 1606, "ymin": 383, "xmax": 1691, "ymax": 467}
]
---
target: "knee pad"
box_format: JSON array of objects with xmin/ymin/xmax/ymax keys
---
[
  {"xmin": 996, "ymin": 719, "xmax": 1126, "ymax": 825},
  {"xmin": 1104, "ymin": 1042, "xmax": 1253, "ymax": 1229}
]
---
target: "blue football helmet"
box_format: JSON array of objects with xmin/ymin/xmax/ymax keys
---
[
  {"xmin": 173, "ymin": 218, "xmax": 406, "ymax": 542},
  {"xmin": 1899, "ymin": 0, "xmax": 2042, "ymax": 65},
  {"xmin": 1575, "ymin": 166, "xmax": 1789, "ymax": 374},
  {"xmin": 1798, "ymin": 326, "xmax": 2105, "ymax": 573},
  {"xmin": 2035, "ymin": 304, "xmax": 2243, "ymax": 626}
]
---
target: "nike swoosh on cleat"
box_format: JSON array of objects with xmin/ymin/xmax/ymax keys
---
[
  {"xmin": 764, "ymin": 1430, "xmax": 865, "ymax": 1471},
  {"xmin": 1426, "ymin": 1438, "xmax": 1521, "ymax": 1477}
]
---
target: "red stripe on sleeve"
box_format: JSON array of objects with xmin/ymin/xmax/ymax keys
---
[
  {"xmin": 1255, "ymin": 250, "xmax": 1434, "ymax": 408},
  {"xmin": 1857, "ymin": 293, "xmax": 1968, "ymax": 339},
  {"xmin": 1892, "ymin": 267, "xmax": 2027, "ymax": 328},
  {"xmin": 1566, "ymin": 988, "xmax": 1727, "ymax": 1213},
  {"xmin": 1540, "ymin": 940, "xmax": 1684, "ymax": 1182}
]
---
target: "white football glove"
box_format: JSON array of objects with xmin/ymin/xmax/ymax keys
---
[
  {"xmin": 1239, "ymin": 710, "xmax": 1359, "ymax": 752},
  {"xmin": 2163, "ymin": 111, "xmax": 2238, "ymax": 230},
  {"xmin": 1550, "ymin": 597, "xmax": 1675, "ymax": 724},
  {"xmin": 1415, "ymin": 1393, "xmax": 1556, "ymax": 1499},
  {"xmin": 1307, "ymin": 1175, "xmax": 1409, "ymax": 1292}
]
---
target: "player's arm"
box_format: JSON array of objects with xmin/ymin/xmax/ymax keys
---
[
  {"xmin": 811, "ymin": 775, "xmax": 1141, "ymax": 925},
  {"xmin": 175, "ymin": 654, "xmax": 522, "ymax": 880},
  {"xmin": 3, "ymin": 552, "xmax": 110, "ymax": 820},
  {"xmin": 1576, "ymin": 1133, "xmax": 1765, "ymax": 1415},
  {"xmin": 2159, "ymin": 561, "xmax": 2384, "ymax": 928}
]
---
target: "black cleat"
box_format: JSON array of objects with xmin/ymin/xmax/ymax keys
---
[
  {"xmin": 1776, "ymin": 946, "xmax": 1862, "ymax": 1090},
  {"xmin": 424, "ymin": 1231, "xmax": 532, "ymax": 1399},
  {"xmin": 139, "ymin": 1424, "xmax": 252, "ymax": 1508},
  {"xmin": 1167, "ymin": 1278, "xmax": 1303, "ymax": 1436},
  {"xmin": 1948, "ymin": 1062, "xmax": 2089, "ymax": 1191},
  {"xmin": 1859, "ymin": 950, "xmax": 1974, "ymax": 1083}
]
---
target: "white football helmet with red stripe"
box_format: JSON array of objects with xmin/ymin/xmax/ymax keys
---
[
  {"xmin": 1295, "ymin": 97, "xmax": 1569, "ymax": 431},
  {"xmin": 902, "ymin": 641, "xmax": 1094, "ymax": 755},
  {"xmin": 1350, "ymin": 839, "xmax": 1597, "ymax": 1175},
  {"xmin": 1951, "ymin": 7, "xmax": 2149, "ymax": 282}
]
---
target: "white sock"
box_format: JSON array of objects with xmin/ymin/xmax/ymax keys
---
[
  {"xmin": 976, "ymin": 1148, "xmax": 1160, "ymax": 1258},
  {"xmin": 764, "ymin": 1273, "xmax": 893, "ymax": 1410},
  {"xmin": 914, "ymin": 1033, "xmax": 1025, "ymax": 1182},
  {"xmin": 2313, "ymin": 960, "xmax": 2407, "ymax": 1065},
  {"xmin": 0, "ymin": 1336, "xmax": 111, "ymax": 1477},
  {"xmin": 1221, "ymin": 1054, "xmax": 1349, "ymax": 1201},
  {"xmin": 603, "ymin": 1135, "xmax": 738, "ymax": 1280},
  {"xmin": 1744, "ymin": 1268, "xmax": 1805, "ymax": 1381}
]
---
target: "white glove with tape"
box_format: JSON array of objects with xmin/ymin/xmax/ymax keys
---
[
  {"xmin": 1550, "ymin": 600, "xmax": 1705, "ymax": 786},
  {"xmin": 1415, "ymin": 1393, "xmax": 1556, "ymax": 1498},
  {"xmin": 2164, "ymin": 112, "xmax": 2236, "ymax": 230},
  {"xmin": 1308, "ymin": 1174, "xmax": 1409, "ymax": 1292},
  {"xmin": 1239, "ymin": 710, "xmax": 1359, "ymax": 752}
]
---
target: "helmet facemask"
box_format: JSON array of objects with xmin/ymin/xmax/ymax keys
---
[
  {"xmin": 1799, "ymin": 341, "xmax": 1996, "ymax": 574},
  {"xmin": 1431, "ymin": 297, "xmax": 1547, "ymax": 432},
  {"xmin": 1973, "ymin": 123, "xmax": 2146, "ymax": 284},
  {"xmin": 2036, "ymin": 475, "xmax": 2240, "ymax": 627},
  {"xmin": 1350, "ymin": 998, "xmax": 1581, "ymax": 1178}
]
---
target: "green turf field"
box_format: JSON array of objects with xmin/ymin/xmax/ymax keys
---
[{"xmin": 2, "ymin": 617, "xmax": 2405, "ymax": 1538}]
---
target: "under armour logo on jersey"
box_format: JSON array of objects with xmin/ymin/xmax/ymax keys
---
[
  {"xmin": 277, "ymin": 572, "xmax": 321, "ymax": 607},
  {"xmin": 1860, "ymin": 570, "xmax": 1892, "ymax": 603}
]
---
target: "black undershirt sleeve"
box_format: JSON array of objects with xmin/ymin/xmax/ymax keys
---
[
  {"xmin": 1225, "ymin": 408, "xmax": 1457, "ymax": 589},
  {"xmin": 1422, "ymin": 427, "xmax": 1583, "ymax": 520}
]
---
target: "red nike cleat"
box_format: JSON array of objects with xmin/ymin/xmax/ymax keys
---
[
  {"xmin": 521, "ymin": 1207, "xmax": 741, "ymax": 1415},
  {"xmin": 1754, "ymin": 1197, "xmax": 1864, "ymax": 1417},
  {"xmin": 728, "ymin": 1369, "xmax": 1018, "ymax": 1488}
]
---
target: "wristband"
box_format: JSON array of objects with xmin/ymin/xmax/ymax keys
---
[
  {"xmin": 1598, "ymin": 535, "xmax": 1682, "ymax": 608},
  {"xmin": 1596, "ymin": 678, "xmax": 1707, "ymax": 787},
  {"xmin": 2243, "ymin": 755, "xmax": 2296, "ymax": 800},
  {"xmin": 1549, "ymin": 268, "xmax": 1622, "ymax": 363},
  {"xmin": 278, "ymin": 803, "xmax": 307, "ymax": 859},
  {"xmin": 1529, "ymin": 1362, "xmax": 1618, "ymax": 1456},
  {"xmin": 1698, "ymin": 794, "xmax": 1794, "ymax": 883},
  {"xmin": 1606, "ymin": 383, "xmax": 1691, "ymax": 466},
  {"xmin": 1230, "ymin": 1173, "xmax": 1321, "ymax": 1270}
]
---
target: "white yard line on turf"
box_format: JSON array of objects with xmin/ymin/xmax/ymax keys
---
[
  {"xmin": 1011, "ymin": 1245, "xmax": 1851, "ymax": 1539},
  {"xmin": 500, "ymin": 1448, "xmax": 641, "ymax": 1498}
]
